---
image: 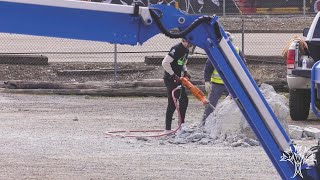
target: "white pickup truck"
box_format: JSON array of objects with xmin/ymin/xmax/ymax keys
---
[{"xmin": 286, "ymin": 12, "xmax": 320, "ymax": 120}]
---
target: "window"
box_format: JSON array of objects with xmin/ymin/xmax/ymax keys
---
[{"xmin": 313, "ymin": 17, "xmax": 320, "ymax": 38}]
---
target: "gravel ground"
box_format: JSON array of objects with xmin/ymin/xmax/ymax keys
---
[
  {"xmin": 221, "ymin": 15, "xmax": 314, "ymax": 32},
  {"xmin": 0, "ymin": 62, "xmax": 286, "ymax": 85},
  {"xmin": 0, "ymin": 92, "xmax": 318, "ymax": 180}
]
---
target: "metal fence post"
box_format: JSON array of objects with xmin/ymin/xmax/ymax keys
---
[
  {"xmin": 241, "ymin": 18, "xmax": 244, "ymax": 54},
  {"xmin": 114, "ymin": 43, "xmax": 118, "ymax": 82}
]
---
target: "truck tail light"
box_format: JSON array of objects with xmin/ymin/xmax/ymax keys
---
[{"xmin": 287, "ymin": 49, "xmax": 295, "ymax": 69}]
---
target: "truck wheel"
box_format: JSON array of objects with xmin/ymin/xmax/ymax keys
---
[{"xmin": 289, "ymin": 89, "xmax": 310, "ymax": 121}]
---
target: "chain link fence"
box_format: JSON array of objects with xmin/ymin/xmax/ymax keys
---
[{"xmin": 0, "ymin": 0, "xmax": 314, "ymax": 85}]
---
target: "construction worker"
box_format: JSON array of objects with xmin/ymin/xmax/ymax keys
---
[
  {"xmin": 201, "ymin": 32, "xmax": 245, "ymax": 126},
  {"xmin": 162, "ymin": 39, "xmax": 192, "ymax": 132}
]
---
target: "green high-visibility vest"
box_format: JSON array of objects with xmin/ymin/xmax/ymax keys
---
[{"xmin": 211, "ymin": 47, "xmax": 240, "ymax": 84}]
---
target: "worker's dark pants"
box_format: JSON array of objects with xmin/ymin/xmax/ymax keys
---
[
  {"xmin": 202, "ymin": 82, "xmax": 229, "ymax": 125},
  {"xmin": 165, "ymin": 82, "xmax": 188, "ymax": 130}
]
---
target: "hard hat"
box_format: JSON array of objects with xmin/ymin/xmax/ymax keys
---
[{"xmin": 225, "ymin": 31, "xmax": 234, "ymax": 42}]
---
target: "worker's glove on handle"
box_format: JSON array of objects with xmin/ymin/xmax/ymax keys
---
[
  {"xmin": 183, "ymin": 71, "xmax": 191, "ymax": 80},
  {"xmin": 170, "ymin": 74, "xmax": 181, "ymax": 83},
  {"xmin": 205, "ymin": 82, "xmax": 211, "ymax": 94}
]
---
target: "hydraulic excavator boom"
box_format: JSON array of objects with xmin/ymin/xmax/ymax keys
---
[{"xmin": 0, "ymin": 0, "xmax": 318, "ymax": 179}]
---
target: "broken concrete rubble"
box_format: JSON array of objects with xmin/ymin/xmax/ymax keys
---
[{"xmin": 164, "ymin": 83, "xmax": 292, "ymax": 146}]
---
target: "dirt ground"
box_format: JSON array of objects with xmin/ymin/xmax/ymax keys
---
[
  {"xmin": 0, "ymin": 62, "xmax": 286, "ymax": 86},
  {"xmin": 0, "ymin": 92, "xmax": 318, "ymax": 180}
]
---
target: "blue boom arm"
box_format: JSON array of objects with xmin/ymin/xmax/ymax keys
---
[{"xmin": 0, "ymin": 0, "xmax": 318, "ymax": 179}]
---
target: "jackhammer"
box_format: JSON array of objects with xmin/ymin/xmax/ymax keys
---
[{"xmin": 180, "ymin": 77, "xmax": 215, "ymax": 110}]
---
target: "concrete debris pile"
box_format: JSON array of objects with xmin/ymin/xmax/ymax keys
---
[
  {"xmin": 289, "ymin": 125, "xmax": 320, "ymax": 140},
  {"xmin": 163, "ymin": 83, "xmax": 290, "ymax": 147}
]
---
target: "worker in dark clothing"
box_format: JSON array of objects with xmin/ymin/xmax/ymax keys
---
[
  {"xmin": 201, "ymin": 32, "xmax": 245, "ymax": 126},
  {"xmin": 162, "ymin": 39, "xmax": 192, "ymax": 132}
]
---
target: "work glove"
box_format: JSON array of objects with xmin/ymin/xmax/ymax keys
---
[
  {"xmin": 170, "ymin": 74, "xmax": 181, "ymax": 83},
  {"xmin": 183, "ymin": 71, "xmax": 191, "ymax": 79},
  {"xmin": 205, "ymin": 81, "xmax": 211, "ymax": 94}
]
